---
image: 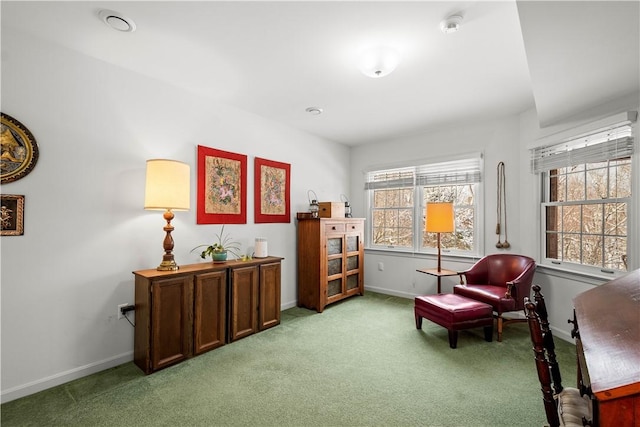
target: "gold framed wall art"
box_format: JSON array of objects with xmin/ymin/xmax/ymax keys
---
[
  {"xmin": 1, "ymin": 194, "xmax": 24, "ymax": 236},
  {"xmin": 1, "ymin": 113, "xmax": 39, "ymax": 184}
]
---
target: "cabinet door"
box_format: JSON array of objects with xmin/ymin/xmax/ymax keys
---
[
  {"xmin": 259, "ymin": 262, "xmax": 281, "ymax": 331},
  {"xmin": 151, "ymin": 276, "xmax": 193, "ymax": 371},
  {"xmin": 345, "ymin": 231, "xmax": 363, "ymax": 295},
  {"xmin": 229, "ymin": 266, "xmax": 259, "ymax": 342},
  {"xmin": 326, "ymin": 234, "xmax": 345, "ymax": 303},
  {"xmin": 194, "ymin": 270, "xmax": 227, "ymax": 355}
]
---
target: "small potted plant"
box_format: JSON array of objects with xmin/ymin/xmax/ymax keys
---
[{"xmin": 191, "ymin": 225, "xmax": 242, "ymax": 262}]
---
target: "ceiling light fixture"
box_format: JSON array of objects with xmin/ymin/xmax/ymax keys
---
[
  {"xmin": 305, "ymin": 107, "xmax": 323, "ymax": 115},
  {"xmin": 440, "ymin": 15, "xmax": 463, "ymax": 34},
  {"xmin": 99, "ymin": 9, "xmax": 136, "ymax": 32},
  {"xmin": 358, "ymin": 46, "xmax": 400, "ymax": 78}
]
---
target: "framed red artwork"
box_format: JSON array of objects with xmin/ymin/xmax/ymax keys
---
[
  {"xmin": 197, "ymin": 145, "xmax": 247, "ymax": 224},
  {"xmin": 254, "ymin": 157, "xmax": 290, "ymax": 223}
]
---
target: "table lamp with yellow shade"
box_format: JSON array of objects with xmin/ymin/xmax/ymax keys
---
[
  {"xmin": 144, "ymin": 159, "xmax": 190, "ymax": 271},
  {"xmin": 426, "ymin": 202, "xmax": 454, "ymax": 272}
]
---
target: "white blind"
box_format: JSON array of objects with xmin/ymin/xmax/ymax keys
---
[
  {"xmin": 416, "ymin": 157, "xmax": 482, "ymax": 185},
  {"xmin": 531, "ymin": 124, "xmax": 634, "ymax": 173},
  {"xmin": 364, "ymin": 169, "xmax": 414, "ymax": 190},
  {"xmin": 365, "ymin": 155, "xmax": 482, "ymax": 190}
]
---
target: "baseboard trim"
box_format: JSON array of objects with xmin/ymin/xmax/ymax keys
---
[
  {"xmin": 364, "ymin": 286, "xmax": 415, "ymax": 300},
  {"xmin": 281, "ymin": 299, "xmax": 297, "ymax": 310},
  {"xmin": 550, "ymin": 325, "xmax": 574, "ymax": 344},
  {"xmin": 1, "ymin": 351, "xmax": 134, "ymax": 404}
]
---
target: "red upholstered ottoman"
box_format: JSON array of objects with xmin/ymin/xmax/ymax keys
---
[{"xmin": 415, "ymin": 294, "xmax": 494, "ymax": 348}]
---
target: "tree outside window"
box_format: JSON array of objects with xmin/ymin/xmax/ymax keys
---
[
  {"xmin": 545, "ymin": 157, "xmax": 630, "ymax": 271},
  {"xmin": 535, "ymin": 122, "xmax": 634, "ymax": 274}
]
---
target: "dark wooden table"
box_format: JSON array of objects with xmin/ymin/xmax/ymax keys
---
[{"xmin": 573, "ymin": 269, "xmax": 640, "ymax": 426}]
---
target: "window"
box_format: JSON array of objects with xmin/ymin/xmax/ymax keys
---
[
  {"xmin": 364, "ymin": 155, "xmax": 482, "ymax": 256},
  {"xmin": 532, "ymin": 123, "xmax": 634, "ymax": 273}
]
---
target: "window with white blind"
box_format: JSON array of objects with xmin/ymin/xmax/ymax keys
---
[
  {"xmin": 532, "ymin": 122, "xmax": 635, "ymax": 274},
  {"xmin": 364, "ymin": 154, "xmax": 483, "ymax": 256}
]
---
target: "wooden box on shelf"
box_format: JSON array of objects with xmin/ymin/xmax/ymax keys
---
[
  {"xmin": 296, "ymin": 217, "xmax": 364, "ymax": 312},
  {"xmin": 318, "ymin": 202, "xmax": 345, "ymax": 218}
]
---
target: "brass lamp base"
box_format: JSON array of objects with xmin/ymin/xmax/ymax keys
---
[{"xmin": 157, "ymin": 260, "xmax": 179, "ymax": 271}]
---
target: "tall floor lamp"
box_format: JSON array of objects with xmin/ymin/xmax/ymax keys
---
[
  {"xmin": 426, "ymin": 202, "xmax": 454, "ymax": 272},
  {"xmin": 144, "ymin": 159, "xmax": 190, "ymax": 271}
]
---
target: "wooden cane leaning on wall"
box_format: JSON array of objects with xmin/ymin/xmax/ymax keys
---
[{"xmin": 496, "ymin": 161, "xmax": 510, "ymax": 249}]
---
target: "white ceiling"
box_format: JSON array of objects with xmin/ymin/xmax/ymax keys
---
[
  {"xmin": 517, "ymin": 1, "xmax": 639, "ymax": 128},
  {"xmin": 2, "ymin": 1, "xmax": 638, "ymax": 146}
]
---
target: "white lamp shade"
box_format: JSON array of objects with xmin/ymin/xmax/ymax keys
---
[
  {"xmin": 426, "ymin": 202, "xmax": 454, "ymax": 233},
  {"xmin": 358, "ymin": 46, "xmax": 399, "ymax": 78},
  {"xmin": 144, "ymin": 159, "xmax": 190, "ymax": 211}
]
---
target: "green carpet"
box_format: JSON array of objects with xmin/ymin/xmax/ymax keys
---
[{"xmin": 1, "ymin": 292, "xmax": 576, "ymax": 426}]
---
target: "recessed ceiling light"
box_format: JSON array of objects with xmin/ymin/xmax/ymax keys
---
[
  {"xmin": 440, "ymin": 15, "xmax": 463, "ymax": 34},
  {"xmin": 305, "ymin": 107, "xmax": 323, "ymax": 115},
  {"xmin": 99, "ymin": 9, "xmax": 136, "ymax": 32}
]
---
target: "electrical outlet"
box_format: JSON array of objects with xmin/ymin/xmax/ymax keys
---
[{"xmin": 117, "ymin": 303, "xmax": 129, "ymax": 320}]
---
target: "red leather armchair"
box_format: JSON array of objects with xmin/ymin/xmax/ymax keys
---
[{"xmin": 454, "ymin": 254, "xmax": 536, "ymax": 342}]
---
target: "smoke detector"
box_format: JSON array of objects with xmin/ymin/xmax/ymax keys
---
[
  {"xmin": 440, "ymin": 15, "xmax": 463, "ymax": 34},
  {"xmin": 99, "ymin": 10, "xmax": 136, "ymax": 32}
]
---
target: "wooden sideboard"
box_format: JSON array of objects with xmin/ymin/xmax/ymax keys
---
[
  {"xmin": 572, "ymin": 269, "xmax": 640, "ymax": 426},
  {"xmin": 133, "ymin": 256, "xmax": 282, "ymax": 374},
  {"xmin": 297, "ymin": 218, "xmax": 364, "ymax": 312}
]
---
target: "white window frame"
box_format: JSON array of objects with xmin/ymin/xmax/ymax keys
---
[
  {"xmin": 364, "ymin": 153, "xmax": 484, "ymax": 258},
  {"xmin": 531, "ymin": 117, "xmax": 637, "ymax": 278}
]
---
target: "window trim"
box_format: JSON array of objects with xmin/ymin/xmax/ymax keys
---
[
  {"xmin": 532, "ymin": 117, "xmax": 637, "ymax": 277},
  {"xmin": 364, "ymin": 153, "xmax": 484, "ymax": 258},
  {"xmin": 539, "ymin": 195, "xmax": 631, "ymax": 277}
]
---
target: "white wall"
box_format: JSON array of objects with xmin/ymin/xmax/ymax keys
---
[{"xmin": 0, "ymin": 30, "xmax": 350, "ymax": 402}]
